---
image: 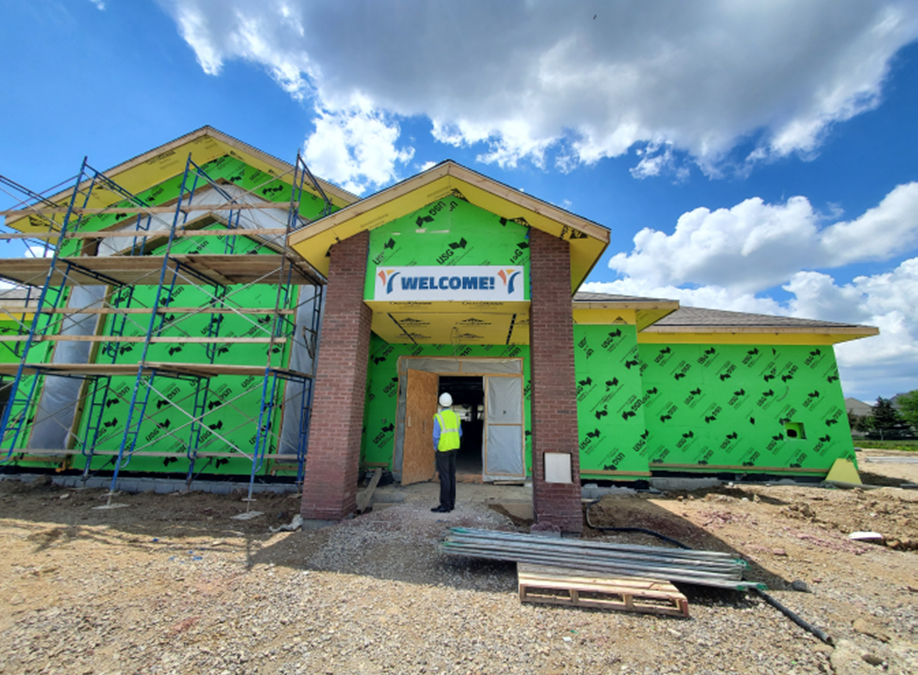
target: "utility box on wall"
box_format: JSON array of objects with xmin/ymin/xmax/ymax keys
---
[{"xmin": 544, "ymin": 452, "xmax": 572, "ymax": 483}]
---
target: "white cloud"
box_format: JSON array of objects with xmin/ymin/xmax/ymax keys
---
[
  {"xmin": 159, "ymin": 0, "xmax": 918, "ymax": 177},
  {"xmin": 24, "ymin": 244, "xmax": 54, "ymax": 258},
  {"xmin": 588, "ymin": 185, "xmax": 918, "ymax": 399},
  {"xmin": 608, "ymin": 183, "xmax": 918, "ymax": 293},
  {"xmin": 89, "ymin": 0, "xmax": 106, "ymax": 10},
  {"xmin": 787, "ymin": 261, "xmax": 918, "ymax": 398},
  {"xmin": 303, "ymin": 98, "xmax": 415, "ymax": 195}
]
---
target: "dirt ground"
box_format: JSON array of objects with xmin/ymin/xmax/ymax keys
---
[{"xmin": 0, "ymin": 449, "xmax": 916, "ymax": 674}]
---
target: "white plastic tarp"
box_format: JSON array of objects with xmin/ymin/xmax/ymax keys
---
[
  {"xmin": 29, "ymin": 285, "xmax": 105, "ymax": 450},
  {"xmin": 483, "ymin": 375, "xmax": 524, "ymax": 479}
]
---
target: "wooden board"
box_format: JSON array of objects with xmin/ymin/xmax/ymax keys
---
[
  {"xmin": 0, "ymin": 335, "xmax": 287, "ymax": 344},
  {"xmin": 400, "ymin": 369, "xmax": 439, "ymax": 485},
  {"xmin": 0, "ymin": 362, "xmax": 311, "ymax": 379},
  {"xmin": 356, "ymin": 468, "xmax": 383, "ymax": 513},
  {"xmin": 0, "ymin": 254, "xmax": 323, "ymax": 287},
  {"xmin": 518, "ymin": 564, "xmax": 689, "ymax": 618}
]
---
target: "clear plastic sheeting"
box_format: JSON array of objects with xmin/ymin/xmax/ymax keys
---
[
  {"xmin": 483, "ymin": 375, "xmax": 525, "ymax": 480},
  {"xmin": 29, "ymin": 285, "xmax": 105, "ymax": 450},
  {"xmin": 399, "ymin": 358, "xmax": 461, "ymax": 375},
  {"xmin": 486, "ymin": 376, "xmax": 522, "ymax": 424},
  {"xmin": 98, "ymin": 184, "xmax": 291, "ymax": 256},
  {"xmin": 398, "ymin": 356, "xmax": 521, "ymax": 375},
  {"xmin": 485, "ymin": 424, "xmax": 524, "ymax": 477},
  {"xmin": 458, "ymin": 359, "xmax": 521, "ymax": 375},
  {"xmin": 278, "ymin": 286, "xmax": 322, "ymax": 457}
]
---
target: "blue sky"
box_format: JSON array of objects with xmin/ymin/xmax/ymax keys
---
[{"xmin": 2, "ymin": 0, "xmax": 917, "ymax": 401}]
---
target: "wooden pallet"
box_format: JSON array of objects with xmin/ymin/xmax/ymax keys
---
[{"xmin": 517, "ymin": 564, "xmax": 689, "ymax": 618}]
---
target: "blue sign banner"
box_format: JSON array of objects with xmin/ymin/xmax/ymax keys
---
[{"xmin": 374, "ymin": 266, "xmax": 525, "ymax": 301}]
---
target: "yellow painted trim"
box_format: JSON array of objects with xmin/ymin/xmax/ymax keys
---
[
  {"xmin": 288, "ymin": 162, "xmax": 610, "ymax": 291},
  {"xmin": 573, "ymin": 308, "xmax": 637, "ymax": 325},
  {"xmin": 0, "ymin": 310, "xmax": 33, "ymax": 323},
  {"xmin": 367, "ymin": 300, "xmax": 530, "ymax": 345},
  {"xmin": 6, "ymin": 127, "xmax": 357, "ymax": 233},
  {"xmin": 637, "ymin": 330, "xmax": 877, "ymax": 346}
]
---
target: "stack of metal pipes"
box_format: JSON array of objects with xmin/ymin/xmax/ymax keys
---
[{"xmin": 439, "ymin": 527, "xmax": 764, "ymax": 591}]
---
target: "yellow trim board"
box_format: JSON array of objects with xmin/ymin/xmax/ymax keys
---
[
  {"xmin": 825, "ymin": 458, "xmax": 861, "ymax": 484},
  {"xmin": 573, "ymin": 308, "xmax": 637, "ymax": 325},
  {"xmin": 288, "ymin": 162, "xmax": 610, "ymax": 292},
  {"xmin": 637, "ymin": 329, "xmax": 877, "ymax": 346},
  {"xmin": 367, "ymin": 299, "xmax": 530, "ymax": 345},
  {"xmin": 5, "ymin": 127, "xmax": 357, "ymax": 233}
]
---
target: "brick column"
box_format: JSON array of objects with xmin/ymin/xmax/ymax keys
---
[
  {"xmin": 301, "ymin": 231, "xmax": 372, "ymax": 522},
  {"xmin": 528, "ymin": 228, "xmax": 583, "ymax": 533}
]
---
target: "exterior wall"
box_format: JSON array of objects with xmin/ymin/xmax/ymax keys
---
[
  {"xmin": 529, "ymin": 228, "xmax": 582, "ymax": 533},
  {"xmin": 638, "ymin": 343, "xmax": 853, "ymax": 473},
  {"xmin": 573, "ymin": 324, "xmax": 649, "ymax": 477},
  {"xmin": 301, "ymin": 231, "xmax": 372, "ymax": 520},
  {"xmin": 572, "ymin": 327, "xmax": 855, "ymax": 478}
]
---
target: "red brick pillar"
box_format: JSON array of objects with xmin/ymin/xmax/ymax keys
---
[
  {"xmin": 528, "ymin": 228, "xmax": 583, "ymax": 533},
  {"xmin": 301, "ymin": 231, "xmax": 372, "ymax": 522}
]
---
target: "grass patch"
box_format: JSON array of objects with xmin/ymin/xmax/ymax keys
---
[{"xmin": 855, "ymin": 440, "xmax": 918, "ymax": 452}]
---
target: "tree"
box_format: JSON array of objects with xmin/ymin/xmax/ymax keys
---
[
  {"xmin": 867, "ymin": 397, "xmax": 912, "ymax": 440},
  {"xmin": 897, "ymin": 390, "xmax": 918, "ymax": 430}
]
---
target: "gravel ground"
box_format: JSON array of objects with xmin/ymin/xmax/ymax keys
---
[{"xmin": 0, "ymin": 456, "xmax": 916, "ymax": 675}]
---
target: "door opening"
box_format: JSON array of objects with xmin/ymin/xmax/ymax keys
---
[{"xmin": 438, "ymin": 375, "xmax": 484, "ymax": 476}]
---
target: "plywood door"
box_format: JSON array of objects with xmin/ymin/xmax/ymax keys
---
[{"xmin": 401, "ymin": 369, "xmax": 439, "ymax": 485}]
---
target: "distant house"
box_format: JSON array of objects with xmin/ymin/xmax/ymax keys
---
[{"xmin": 845, "ymin": 397, "xmax": 873, "ymax": 417}]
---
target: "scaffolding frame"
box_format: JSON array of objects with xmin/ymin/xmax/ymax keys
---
[{"xmin": 0, "ymin": 151, "xmax": 328, "ymax": 498}]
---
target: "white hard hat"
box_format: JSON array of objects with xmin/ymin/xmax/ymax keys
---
[{"xmin": 438, "ymin": 392, "xmax": 453, "ymax": 407}]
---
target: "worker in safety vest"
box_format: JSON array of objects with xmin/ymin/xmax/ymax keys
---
[{"xmin": 431, "ymin": 392, "xmax": 462, "ymax": 513}]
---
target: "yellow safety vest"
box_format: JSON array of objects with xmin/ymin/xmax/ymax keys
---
[{"xmin": 435, "ymin": 409, "xmax": 461, "ymax": 451}]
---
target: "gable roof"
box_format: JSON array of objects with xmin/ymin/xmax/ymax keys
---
[
  {"xmin": 4, "ymin": 126, "xmax": 358, "ymax": 234},
  {"xmin": 288, "ymin": 160, "xmax": 611, "ymax": 292},
  {"xmin": 572, "ymin": 291, "xmax": 878, "ymax": 344}
]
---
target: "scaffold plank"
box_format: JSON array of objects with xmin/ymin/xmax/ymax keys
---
[
  {"xmin": 0, "ymin": 254, "xmax": 322, "ymax": 286},
  {"xmin": 0, "ymin": 227, "xmax": 289, "ymax": 240},
  {"xmin": 0, "ymin": 362, "xmax": 312, "ymax": 378},
  {"xmin": 35, "ymin": 307, "xmax": 296, "ymax": 315},
  {"xmin": 0, "ymin": 335, "xmax": 288, "ymax": 344},
  {"xmin": 0, "ymin": 202, "xmax": 297, "ymax": 217}
]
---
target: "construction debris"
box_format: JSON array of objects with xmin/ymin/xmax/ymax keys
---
[
  {"xmin": 439, "ymin": 527, "xmax": 760, "ymax": 590},
  {"xmin": 517, "ymin": 563, "xmax": 689, "ymax": 617}
]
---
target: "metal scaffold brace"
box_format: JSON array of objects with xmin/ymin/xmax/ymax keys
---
[{"xmin": 0, "ymin": 148, "xmax": 329, "ymax": 505}]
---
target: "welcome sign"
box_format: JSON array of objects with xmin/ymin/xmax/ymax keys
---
[{"xmin": 374, "ymin": 266, "xmax": 525, "ymax": 301}]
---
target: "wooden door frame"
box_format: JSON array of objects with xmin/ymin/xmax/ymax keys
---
[{"xmin": 393, "ymin": 356, "xmax": 525, "ymax": 482}]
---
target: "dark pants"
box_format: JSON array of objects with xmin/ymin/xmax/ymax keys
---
[{"xmin": 435, "ymin": 449, "xmax": 457, "ymax": 510}]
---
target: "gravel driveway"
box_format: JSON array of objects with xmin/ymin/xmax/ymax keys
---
[{"xmin": 0, "ymin": 468, "xmax": 916, "ymax": 675}]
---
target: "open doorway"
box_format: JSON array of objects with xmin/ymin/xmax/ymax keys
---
[{"xmin": 438, "ymin": 375, "xmax": 484, "ymax": 476}]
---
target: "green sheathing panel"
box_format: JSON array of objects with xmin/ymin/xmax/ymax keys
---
[
  {"xmin": 57, "ymin": 155, "xmax": 337, "ymax": 258},
  {"xmin": 363, "ymin": 334, "xmax": 532, "ymax": 471},
  {"xmin": 1, "ymin": 320, "xmax": 54, "ymax": 465},
  {"xmin": 66, "ymin": 224, "xmax": 294, "ymax": 477},
  {"xmin": 0, "ymin": 321, "xmax": 22, "ymax": 363},
  {"xmin": 638, "ymin": 343, "xmax": 853, "ymax": 474},
  {"xmin": 573, "ymin": 325, "xmax": 650, "ymax": 478},
  {"xmin": 364, "ymin": 197, "xmax": 531, "ymax": 299}
]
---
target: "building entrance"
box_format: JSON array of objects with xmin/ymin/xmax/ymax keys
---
[
  {"xmin": 394, "ymin": 356, "xmax": 526, "ymax": 484},
  {"xmin": 438, "ymin": 376, "xmax": 484, "ymax": 476}
]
